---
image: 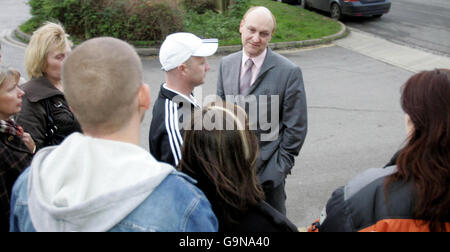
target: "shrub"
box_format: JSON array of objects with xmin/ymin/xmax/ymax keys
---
[
  {"xmin": 184, "ymin": 0, "xmax": 250, "ymax": 44},
  {"xmin": 229, "ymin": 0, "xmax": 251, "ymax": 18},
  {"xmin": 184, "ymin": 0, "xmax": 216, "ymax": 14},
  {"xmin": 23, "ymin": 0, "xmax": 184, "ymax": 43},
  {"xmin": 125, "ymin": 1, "xmax": 184, "ymax": 42},
  {"xmin": 22, "ymin": 0, "xmax": 252, "ymax": 45}
]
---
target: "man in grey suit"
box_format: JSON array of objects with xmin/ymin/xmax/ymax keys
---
[{"xmin": 217, "ymin": 6, "xmax": 307, "ymax": 215}]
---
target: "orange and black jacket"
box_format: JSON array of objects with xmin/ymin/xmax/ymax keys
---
[{"xmin": 310, "ymin": 166, "xmax": 450, "ymax": 232}]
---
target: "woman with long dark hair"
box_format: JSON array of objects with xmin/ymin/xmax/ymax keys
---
[
  {"xmin": 310, "ymin": 69, "xmax": 450, "ymax": 232},
  {"xmin": 179, "ymin": 102, "xmax": 298, "ymax": 232}
]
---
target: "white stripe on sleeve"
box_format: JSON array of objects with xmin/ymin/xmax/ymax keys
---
[
  {"xmin": 168, "ymin": 100, "xmax": 182, "ymax": 165},
  {"xmin": 165, "ymin": 99, "xmax": 179, "ymax": 165}
]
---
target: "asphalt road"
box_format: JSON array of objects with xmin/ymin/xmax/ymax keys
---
[
  {"xmin": 0, "ymin": 0, "xmax": 29, "ymax": 74},
  {"xmin": 0, "ymin": 0, "xmax": 447, "ymax": 229},
  {"xmin": 305, "ymin": 0, "xmax": 450, "ymax": 57}
]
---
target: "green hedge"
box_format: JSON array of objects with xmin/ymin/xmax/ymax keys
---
[
  {"xmin": 23, "ymin": 0, "xmax": 185, "ymax": 45},
  {"xmin": 184, "ymin": 0, "xmax": 216, "ymax": 14},
  {"xmin": 22, "ymin": 0, "xmax": 250, "ymax": 46}
]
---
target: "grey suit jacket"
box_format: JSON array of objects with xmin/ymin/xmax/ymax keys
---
[{"xmin": 217, "ymin": 48, "xmax": 308, "ymax": 188}]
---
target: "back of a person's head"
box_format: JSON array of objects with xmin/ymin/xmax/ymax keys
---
[
  {"xmin": 62, "ymin": 37, "xmax": 143, "ymax": 134},
  {"xmin": 390, "ymin": 68, "xmax": 450, "ymax": 232},
  {"xmin": 25, "ymin": 22, "xmax": 72, "ymax": 79},
  {"xmin": 401, "ymin": 69, "xmax": 450, "ymax": 143},
  {"xmin": 180, "ymin": 102, "xmax": 264, "ymax": 223}
]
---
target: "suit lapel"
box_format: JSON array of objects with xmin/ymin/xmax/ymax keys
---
[
  {"xmin": 247, "ymin": 48, "xmax": 275, "ymax": 95},
  {"xmin": 230, "ymin": 52, "xmax": 243, "ymax": 96}
]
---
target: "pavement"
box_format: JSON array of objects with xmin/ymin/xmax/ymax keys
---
[
  {"xmin": 1, "ymin": 1, "xmax": 449, "ymax": 229},
  {"xmin": 343, "ymin": 0, "xmax": 450, "ymax": 58},
  {"xmin": 335, "ymin": 27, "xmax": 450, "ymax": 73}
]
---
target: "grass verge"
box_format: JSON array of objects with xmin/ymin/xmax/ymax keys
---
[{"xmin": 184, "ymin": 0, "xmax": 342, "ymax": 46}]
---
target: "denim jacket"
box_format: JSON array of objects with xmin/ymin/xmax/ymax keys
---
[{"xmin": 10, "ymin": 168, "xmax": 218, "ymax": 232}]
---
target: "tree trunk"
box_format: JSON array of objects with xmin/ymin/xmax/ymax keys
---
[{"xmin": 214, "ymin": 0, "xmax": 233, "ymax": 13}]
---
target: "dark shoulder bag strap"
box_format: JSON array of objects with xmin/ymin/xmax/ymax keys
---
[{"xmin": 42, "ymin": 99, "xmax": 58, "ymax": 146}]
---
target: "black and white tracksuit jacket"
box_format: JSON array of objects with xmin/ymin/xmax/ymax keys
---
[{"xmin": 149, "ymin": 84, "xmax": 199, "ymax": 167}]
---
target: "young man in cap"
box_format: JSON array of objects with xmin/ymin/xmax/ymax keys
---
[
  {"xmin": 10, "ymin": 37, "xmax": 218, "ymax": 232},
  {"xmin": 149, "ymin": 32, "xmax": 218, "ymax": 167}
]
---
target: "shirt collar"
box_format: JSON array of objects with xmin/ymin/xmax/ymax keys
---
[
  {"xmin": 242, "ymin": 48, "xmax": 267, "ymax": 69},
  {"xmin": 22, "ymin": 77, "xmax": 64, "ymax": 102},
  {"xmin": 162, "ymin": 83, "xmax": 200, "ymax": 108}
]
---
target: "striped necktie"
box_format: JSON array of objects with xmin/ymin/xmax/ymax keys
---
[{"xmin": 240, "ymin": 58, "xmax": 254, "ymax": 95}]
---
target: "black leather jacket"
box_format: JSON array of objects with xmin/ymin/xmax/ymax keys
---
[
  {"xmin": 15, "ymin": 77, "xmax": 82, "ymax": 150},
  {"xmin": 0, "ymin": 131, "xmax": 32, "ymax": 231}
]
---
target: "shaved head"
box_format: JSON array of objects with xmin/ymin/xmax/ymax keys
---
[{"xmin": 62, "ymin": 37, "xmax": 143, "ymax": 134}]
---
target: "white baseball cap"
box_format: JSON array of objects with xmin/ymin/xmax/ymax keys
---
[{"xmin": 159, "ymin": 33, "xmax": 218, "ymax": 72}]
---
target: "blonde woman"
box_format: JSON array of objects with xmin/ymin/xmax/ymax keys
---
[
  {"xmin": 16, "ymin": 22, "xmax": 81, "ymax": 150},
  {"xmin": 0, "ymin": 66, "xmax": 34, "ymax": 231}
]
